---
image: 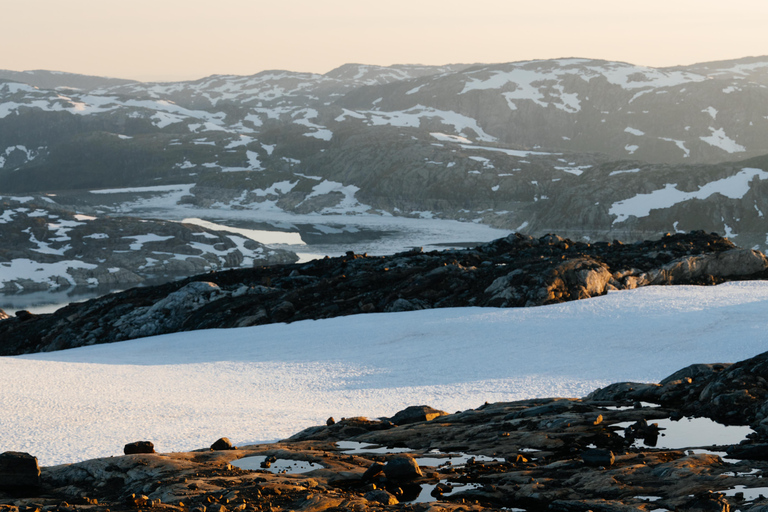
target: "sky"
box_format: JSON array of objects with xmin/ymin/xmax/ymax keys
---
[{"xmin": 2, "ymin": 0, "xmax": 767, "ymax": 82}]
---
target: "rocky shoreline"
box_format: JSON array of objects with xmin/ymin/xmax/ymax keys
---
[
  {"xmin": 6, "ymin": 350, "xmax": 768, "ymax": 511},
  {"xmin": 1, "ymin": 230, "xmax": 767, "ymax": 355}
]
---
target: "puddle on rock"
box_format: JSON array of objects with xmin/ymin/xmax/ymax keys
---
[
  {"xmin": 410, "ymin": 482, "xmax": 483, "ymax": 503},
  {"xmin": 232, "ymin": 456, "xmax": 322, "ymax": 474},
  {"xmin": 635, "ymin": 496, "xmax": 662, "ymax": 502},
  {"xmin": 721, "ymin": 485, "xmax": 768, "ymax": 501},
  {"xmin": 601, "ymin": 402, "xmax": 661, "ymax": 411},
  {"xmin": 415, "ymin": 453, "xmax": 501, "ymax": 468},
  {"xmin": 336, "ymin": 441, "xmax": 412, "ymax": 455},
  {"xmin": 615, "ymin": 417, "xmax": 753, "ymax": 449}
]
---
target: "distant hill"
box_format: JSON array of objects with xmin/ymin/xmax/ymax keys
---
[{"xmin": 1, "ymin": 57, "xmax": 768, "ymax": 248}]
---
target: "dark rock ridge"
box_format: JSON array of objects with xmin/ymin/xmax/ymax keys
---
[
  {"xmin": 8, "ymin": 350, "xmax": 768, "ymax": 511},
  {"xmin": 1, "ymin": 230, "xmax": 766, "ymax": 355},
  {"xmin": 0, "ymin": 196, "xmax": 297, "ymax": 293}
]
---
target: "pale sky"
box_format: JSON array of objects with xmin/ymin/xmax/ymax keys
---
[{"xmin": 2, "ymin": 0, "xmax": 767, "ymax": 82}]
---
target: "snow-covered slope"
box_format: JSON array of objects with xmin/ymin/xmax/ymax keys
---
[
  {"xmin": 2, "ymin": 281, "xmax": 768, "ymax": 466},
  {"xmin": 2, "ymin": 57, "xmax": 768, "ymax": 249}
]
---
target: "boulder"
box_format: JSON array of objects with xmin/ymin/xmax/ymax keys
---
[
  {"xmin": 0, "ymin": 451, "xmax": 41, "ymax": 490},
  {"xmin": 388, "ymin": 405, "xmax": 448, "ymax": 425},
  {"xmin": 382, "ymin": 455, "xmax": 422, "ymax": 480},
  {"xmin": 210, "ymin": 438, "xmax": 235, "ymax": 451},
  {"xmin": 124, "ymin": 441, "xmax": 155, "ymax": 455},
  {"xmin": 581, "ymin": 449, "xmax": 615, "ymax": 467},
  {"xmin": 362, "ymin": 462, "xmax": 385, "ymax": 481},
  {"xmin": 364, "ymin": 489, "xmax": 398, "ymax": 505}
]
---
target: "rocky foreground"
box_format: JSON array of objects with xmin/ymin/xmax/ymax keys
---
[
  {"xmin": 7, "ymin": 350, "xmax": 768, "ymax": 511},
  {"xmin": 1, "ymin": 230, "xmax": 768, "ymax": 355}
]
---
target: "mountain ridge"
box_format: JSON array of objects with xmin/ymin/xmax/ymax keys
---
[{"xmin": 2, "ymin": 56, "xmax": 768, "ymax": 250}]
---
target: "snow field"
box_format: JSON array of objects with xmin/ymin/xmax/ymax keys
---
[{"xmin": 3, "ymin": 281, "xmax": 768, "ymax": 466}]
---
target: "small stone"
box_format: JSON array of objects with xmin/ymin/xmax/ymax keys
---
[{"xmin": 326, "ymin": 417, "xmax": 335, "ymax": 426}]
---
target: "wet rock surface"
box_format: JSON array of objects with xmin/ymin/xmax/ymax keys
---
[
  {"xmin": 7, "ymin": 351, "xmax": 768, "ymax": 511},
  {"xmin": 1, "ymin": 230, "xmax": 766, "ymax": 355}
]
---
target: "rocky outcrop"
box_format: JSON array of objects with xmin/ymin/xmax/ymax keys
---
[
  {"xmin": 1, "ymin": 230, "xmax": 765, "ymax": 355},
  {"xmin": 589, "ymin": 350, "xmax": 768, "ymax": 441},
  {"xmin": 0, "ymin": 197, "xmax": 297, "ymax": 293},
  {"xmin": 8, "ymin": 349, "xmax": 768, "ymax": 510}
]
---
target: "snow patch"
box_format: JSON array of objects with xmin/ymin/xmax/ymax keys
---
[
  {"xmin": 700, "ymin": 127, "xmax": 746, "ymax": 153},
  {"xmin": 610, "ymin": 168, "xmax": 768, "ymax": 223}
]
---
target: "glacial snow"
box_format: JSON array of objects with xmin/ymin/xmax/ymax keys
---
[{"xmin": 3, "ymin": 281, "xmax": 768, "ymax": 467}]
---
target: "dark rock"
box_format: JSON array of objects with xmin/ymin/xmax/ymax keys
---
[
  {"xmin": 387, "ymin": 405, "xmax": 448, "ymax": 425},
  {"xmin": 581, "ymin": 449, "xmax": 615, "ymax": 467},
  {"xmin": 726, "ymin": 443, "xmax": 768, "ymax": 461},
  {"xmin": 326, "ymin": 417, "xmax": 335, "ymax": 426},
  {"xmin": 0, "ymin": 452, "xmax": 41, "ymax": 491},
  {"xmin": 364, "ymin": 489, "xmax": 398, "ymax": 505},
  {"xmin": 680, "ymin": 492, "xmax": 731, "ymax": 512},
  {"xmin": 624, "ymin": 419, "xmax": 661, "ymax": 447},
  {"xmin": 14, "ymin": 311, "xmax": 34, "ymax": 321},
  {"xmin": 430, "ymin": 482, "xmax": 452, "ymax": 498},
  {"xmin": 382, "ymin": 455, "xmax": 422, "ymax": 480},
  {"xmin": 362, "ymin": 462, "xmax": 385, "ymax": 482},
  {"xmin": 210, "ymin": 438, "xmax": 235, "ymax": 451},
  {"xmin": 123, "ymin": 441, "xmax": 155, "ymax": 455}
]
